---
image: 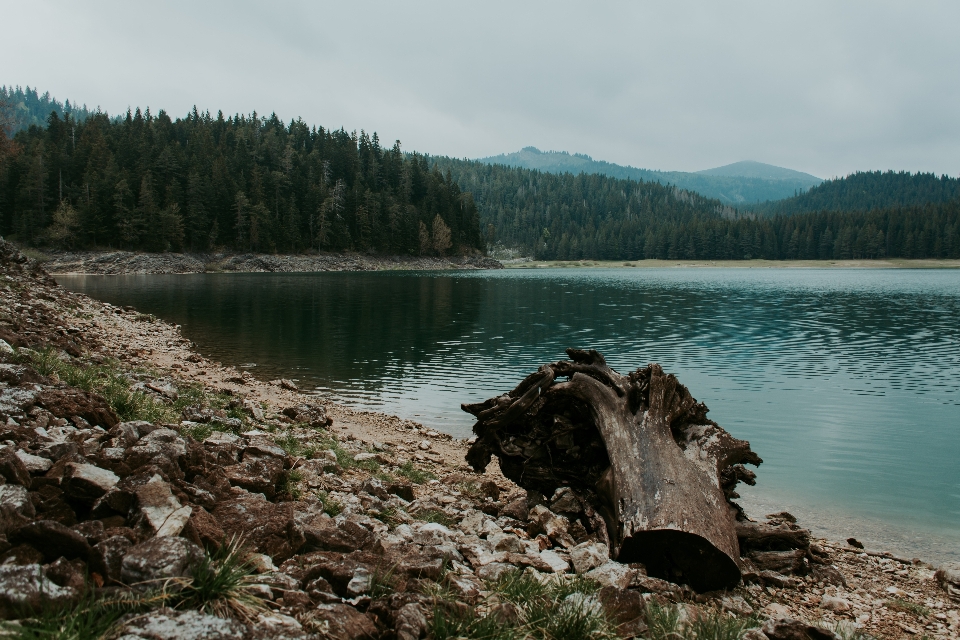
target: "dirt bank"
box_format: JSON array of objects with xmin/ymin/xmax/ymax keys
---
[
  {"xmin": 32, "ymin": 249, "xmax": 503, "ymax": 275},
  {"xmin": 1, "ymin": 237, "xmax": 957, "ymax": 639}
]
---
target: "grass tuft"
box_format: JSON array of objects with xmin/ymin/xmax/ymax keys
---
[
  {"xmin": 398, "ymin": 461, "xmax": 436, "ymax": 484},
  {"xmin": 169, "ymin": 537, "xmax": 267, "ymax": 622},
  {"xmin": 416, "ymin": 509, "xmax": 454, "ymax": 527}
]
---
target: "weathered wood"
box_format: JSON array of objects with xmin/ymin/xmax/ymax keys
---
[{"xmin": 464, "ymin": 348, "xmax": 762, "ymax": 592}]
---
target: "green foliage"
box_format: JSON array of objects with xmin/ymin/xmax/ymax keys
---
[
  {"xmin": 1, "ymin": 591, "xmax": 129, "ymax": 640},
  {"xmin": 398, "ymin": 461, "xmax": 436, "ymax": 484},
  {"xmin": 416, "ymin": 509, "xmax": 453, "ymax": 527},
  {"xmin": 0, "ymin": 85, "xmax": 95, "ymax": 135},
  {"xmin": 171, "ymin": 537, "xmax": 266, "ymax": 621},
  {"xmin": 1, "ymin": 105, "xmax": 483, "ymax": 255},
  {"xmin": 316, "ymin": 491, "xmax": 343, "ymax": 517},
  {"xmin": 431, "ymin": 570, "xmax": 616, "ymax": 640}
]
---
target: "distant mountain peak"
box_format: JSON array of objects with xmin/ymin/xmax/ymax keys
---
[
  {"xmin": 696, "ymin": 161, "xmax": 822, "ymax": 182},
  {"xmin": 476, "ymin": 149, "xmax": 823, "ymax": 205}
]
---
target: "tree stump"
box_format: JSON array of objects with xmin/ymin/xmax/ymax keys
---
[{"xmin": 463, "ymin": 349, "xmax": 762, "ymax": 592}]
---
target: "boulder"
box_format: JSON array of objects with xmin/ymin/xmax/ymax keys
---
[
  {"xmin": 307, "ymin": 603, "xmax": 377, "ymax": 640},
  {"xmin": 42, "ymin": 557, "xmax": 87, "ymax": 589},
  {"xmin": 761, "ymin": 618, "xmax": 840, "ymax": 640},
  {"xmin": 62, "ymin": 463, "xmax": 120, "ymax": 504},
  {"xmin": 0, "ymin": 449, "xmax": 31, "ymax": 487},
  {"xmin": 135, "ymin": 474, "xmax": 189, "ymax": 536},
  {"xmin": 0, "ymin": 564, "xmax": 78, "ymax": 619},
  {"xmin": 570, "ymin": 540, "xmax": 609, "ymax": 574},
  {"xmin": 584, "ymin": 560, "xmax": 635, "ymax": 589},
  {"xmin": 213, "ymin": 492, "xmax": 304, "ymax": 561},
  {"xmin": 121, "ymin": 536, "xmax": 204, "ymax": 585},
  {"xmin": 93, "ymin": 535, "xmax": 133, "ymax": 584},
  {"xmin": 15, "ymin": 449, "xmax": 52, "ymax": 473},
  {"xmin": 112, "ymin": 607, "xmax": 247, "ymax": 639},
  {"xmin": 9, "ymin": 520, "xmax": 92, "ymax": 562},
  {"xmin": 599, "ymin": 586, "xmax": 648, "ymax": 638},
  {"xmin": 0, "ymin": 484, "xmax": 36, "ymax": 533},
  {"xmin": 935, "ymin": 563, "xmax": 960, "ymax": 601},
  {"xmin": 35, "ymin": 388, "xmax": 119, "ymax": 429}
]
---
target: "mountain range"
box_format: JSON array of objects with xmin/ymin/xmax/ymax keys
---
[{"xmin": 476, "ymin": 147, "xmax": 823, "ymax": 205}]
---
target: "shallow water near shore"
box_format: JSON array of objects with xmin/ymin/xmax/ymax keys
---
[{"xmin": 58, "ymin": 268, "xmax": 960, "ymax": 564}]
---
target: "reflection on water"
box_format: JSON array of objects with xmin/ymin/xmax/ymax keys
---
[{"xmin": 58, "ymin": 268, "xmax": 960, "ymax": 563}]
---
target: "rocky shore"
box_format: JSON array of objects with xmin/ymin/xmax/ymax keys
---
[
  {"xmin": 35, "ymin": 249, "xmax": 503, "ymax": 275},
  {"xmin": 0, "ymin": 236, "xmax": 958, "ymax": 639}
]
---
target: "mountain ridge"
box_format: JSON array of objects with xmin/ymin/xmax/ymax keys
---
[{"xmin": 476, "ymin": 147, "xmax": 823, "ymax": 205}]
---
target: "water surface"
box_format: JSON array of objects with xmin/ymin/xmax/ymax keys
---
[{"xmin": 58, "ymin": 268, "xmax": 960, "ymax": 563}]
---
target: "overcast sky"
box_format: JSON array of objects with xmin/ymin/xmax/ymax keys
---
[{"xmin": 5, "ymin": 1, "xmax": 960, "ymax": 179}]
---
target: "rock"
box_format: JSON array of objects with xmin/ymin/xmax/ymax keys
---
[
  {"xmin": 9, "ymin": 519, "xmax": 92, "ymax": 562},
  {"xmin": 761, "ymin": 617, "xmax": 840, "ymax": 640},
  {"xmin": 306, "ymin": 603, "xmax": 377, "ymax": 640},
  {"xmin": 303, "ymin": 518, "xmax": 373, "ymax": 553},
  {"xmin": 360, "ymin": 477, "xmax": 389, "ymax": 500},
  {"xmin": 135, "ymin": 474, "xmax": 189, "ymax": 535},
  {"xmin": 0, "ymin": 449, "xmax": 31, "ymax": 487},
  {"xmin": 0, "ymin": 484, "xmax": 36, "ymax": 533},
  {"xmin": 72, "ymin": 519, "xmax": 107, "ymax": 545},
  {"xmin": 758, "ymin": 570, "xmax": 799, "ymax": 588},
  {"xmin": 0, "ymin": 339, "xmax": 13, "ymax": 355},
  {"xmin": 549, "ymin": 487, "xmax": 582, "ymax": 515},
  {"xmin": 43, "ymin": 557, "xmax": 86, "ymax": 589},
  {"xmin": 0, "ymin": 564, "xmax": 78, "ymax": 619},
  {"xmin": 935, "ymin": 563, "xmax": 960, "ymax": 601},
  {"xmin": 279, "ymin": 379, "xmax": 299, "ymax": 391},
  {"xmin": 223, "ymin": 458, "xmax": 283, "ymax": 498},
  {"xmin": 820, "ymin": 595, "xmax": 851, "ymax": 612},
  {"xmin": 255, "ymin": 612, "xmax": 305, "ymax": 637},
  {"xmin": 35, "ymin": 388, "xmax": 119, "ymax": 429},
  {"xmin": 93, "ymin": 535, "xmax": 133, "ymax": 584},
  {"xmin": 569, "ymin": 540, "xmax": 609, "ymax": 574},
  {"xmin": 112, "ymin": 421, "xmax": 145, "ymax": 447},
  {"xmin": 584, "ymin": 560, "xmax": 635, "ymax": 589},
  {"xmin": 15, "ymin": 449, "xmax": 52, "ymax": 473},
  {"xmin": 499, "ymin": 497, "xmax": 528, "ymax": 521},
  {"xmin": 736, "ymin": 520, "xmax": 811, "ymax": 552},
  {"xmin": 721, "ymin": 594, "xmax": 754, "ymax": 616},
  {"xmin": 490, "ymin": 532, "xmax": 524, "ymax": 553},
  {"xmin": 762, "ymin": 603, "xmax": 793, "ymax": 619},
  {"xmin": 476, "ymin": 562, "xmax": 515, "ymax": 582},
  {"xmin": 599, "ymin": 586, "xmax": 648, "ymax": 638},
  {"xmin": 346, "ymin": 566, "xmax": 372, "ymax": 596},
  {"xmin": 395, "ymin": 602, "xmax": 428, "ymax": 640},
  {"xmin": 62, "ymin": 463, "xmax": 120, "ymax": 504},
  {"xmin": 810, "ymin": 563, "xmax": 847, "ymax": 587},
  {"xmin": 479, "ymin": 480, "xmax": 500, "ymax": 500},
  {"xmin": 539, "ymin": 549, "xmax": 570, "ymax": 573},
  {"xmin": 113, "ymin": 607, "xmax": 247, "ymax": 639},
  {"xmin": 742, "ymin": 630, "xmax": 768, "ymax": 640},
  {"xmin": 213, "ymin": 492, "xmax": 304, "ymax": 562},
  {"xmin": 445, "ymin": 572, "xmax": 483, "ymax": 600},
  {"xmin": 185, "ymin": 507, "xmax": 226, "ymax": 550},
  {"xmin": 121, "ymin": 536, "xmax": 204, "ymax": 585}
]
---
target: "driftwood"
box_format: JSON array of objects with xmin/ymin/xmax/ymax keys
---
[{"xmin": 464, "ymin": 349, "xmax": 762, "ymax": 592}]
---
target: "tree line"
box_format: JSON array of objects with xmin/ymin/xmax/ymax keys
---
[
  {"xmin": 0, "ymin": 106, "xmax": 483, "ymax": 256},
  {"xmin": 0, "ymin": 85, "xmax": 95, "ymax": 135},
  {"xmin": 432, "ymin": 158, "xmax": 960, "ymax": 260}
]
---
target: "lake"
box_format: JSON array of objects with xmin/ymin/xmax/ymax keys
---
[{"xmin": 57, "ymin": 268, "xmax": 960, "ymax": 563}]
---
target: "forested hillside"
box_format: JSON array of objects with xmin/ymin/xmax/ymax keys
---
[
  {"xmin": 434, "ymin": 157, "xmax": 960, "ymax": 260},
  {"xmin": 477, "ymin": 147, "xmax": 822, "ymax": 205},
  {"xmin": 751, "ymin": 171, "xmax": 960, "ymax": 217},
  {"xmin": 0, "ymin": 86, "xmax": 95, "ymax": 134},
  {"xmin": 0, "ymin": 108, "xmax": 483, "ymax": 255}
]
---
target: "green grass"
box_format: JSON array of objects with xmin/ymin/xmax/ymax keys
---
[
  {"xmin": 277, "ymin": 469, "xmax": 304, "ymax": 500},
  {"xmin": 416, "ymin": 509, "xmax": 454, "ymax": 527},
  {"xmin": 171, "ymin": 537, "xmax": 266, "ymax": 622},
  {"xmin": 398, "ymin": 461, "xmax": 436, "ymax": 484},
  {"xmin": 316, "ymin": 491, "xmax": 344, "ymax": 517},
  {"xmin": 371, "ymin": 506, "xmax": 405, "ymax": 528},
  {"xmin": 885, "ymin": 598, "xmax": 929, "ymax": 617},
  {"xmin": 430, "ymin": 569, "xmax": 617, "ymax": 640}
]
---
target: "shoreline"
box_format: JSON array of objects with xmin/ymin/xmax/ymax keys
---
[
  {"xmin": 2, "ymin": 238, "xmax": 957, "ymax": 637},
  {"xmin": 24, "ymin": 248, "xmax": 503, "ymax": 275},
  {"xmin": 502, "ymin": 258, "xmax": 960, "ymax": 269}
]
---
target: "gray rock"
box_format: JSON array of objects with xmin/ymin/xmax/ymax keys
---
[
  {"xmin": 0, "ymin": 564, "xmax": 78, "ymax": 619},
  {"xmin": 936, "ymin": 563, "xmax": 960, "ymax": 601},
  {"xmin": 308, "ymin": 603, "xmax": 377, "ymax": 640},
  {"xmin": 569, "ymin": 540, "xmax": 609, "ymax": 574},
  {"xmin": 15, "ymin": 449, "xmax": 52, "ymax": 473},
  {"xmin": 584, "ymin": 560, "xmax": 634, "ymax": 589},
  {"xmin": 93, "ymin": 535, "xmax": 134, "ymax": 584},
  {"xmin": 135, "ymin": 473, "xmax": 188, "ymax": 535},
  {"xmin": 539, "ymin": 549, "xmax": 570, "ymax": 573},
  {"xmin": 395, "ymin": 603, "xmax": 428, "ymax": 640},
  {"xmin": 761, "ymin": 618, "xmax": 840, "ymax": 640},
  {"xmin": 0, "ymin": 484, "xmax": 36, "ymax": 533},
  {"xmin": 112, "ymin": 421, "xmax": 145, "ymax": 447},
  {"xmin": 121, "ymin": 536, "xmax": 204, "ymax": 585},
  {"xmin": 114, "ymin": 608, "xmax": 247, "ymax": 639},
  {"xmin": 476, "ymin": 562, "xmax": 515, "ymax": 582},
  {"xmin": 62, "ymin": 462, "xmax": 119, "ymax": 504}
]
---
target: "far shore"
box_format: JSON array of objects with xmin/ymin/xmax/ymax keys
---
[{"xmin": 503, "ymin": 258, "xmax": 960, "ymax": 269}]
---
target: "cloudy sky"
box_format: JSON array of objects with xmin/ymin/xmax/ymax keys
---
[{"xmin": 5, "ymin": 1, "xmax": 959, "ymax": 178}]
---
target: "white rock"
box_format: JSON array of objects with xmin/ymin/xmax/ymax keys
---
[
  {"xmin": 763, "ymin": 602, "xmax": 792, "ymax": 618},
  {"xmin": 569, "ymin": 541, "xmax": 609, "ymax": 574},
  {"xmin": 136, "ymin": 474, "xmax": 184, "ymax": 534},
  {"xmin": 256, "ymin": 612, "xmax": 302, "ymax": 633},
  {"xmin": 0, "ymin": 340, "xmax": 13, "ymax": 355},
  {"xmin": 346, "ymin": 566, "xmax": 372, "ymax": 596},
  {"xmin": 247, "ymin": 553, "xmax": 278, "ymax": 574},
  {"xmin": 721, "ymin": 595, "xmax": 754, "ymax": 616},
  {"xmin": 418, "ymin": 440, "xmax": 432, "ymax": 451},
  {"xmin": 15, "ymin": 450, "xmax": 52, "ymax": 473},
  {"xmin": 490, "ymin": 533, "xmax": 524, "ymax": 553},
  {"xmin": 821, "ymin": 595, "xmax": 852, "ymax": 612},
  {"xmin": 539, "ymin": 549, "xmax": 570, "ymax": 573},
  {"xmin": 155, "ymin": 505, "xmax": 193, "ymax": 537},
  {"xmin": 584, "ymin": 561, "xmax": 634, "ymax": 589},
  {"xmin": 204, "ymin": 431, "xmax": 239, "ymax": 445}
]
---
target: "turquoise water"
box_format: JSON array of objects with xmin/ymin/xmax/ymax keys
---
[{"xmin": 57, "ymin": 268, "xmax": 960, "ymax": 563}]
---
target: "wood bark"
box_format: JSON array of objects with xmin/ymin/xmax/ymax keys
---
[{"xmin": 464, "ymin": 348, "xmax": 762, "ymax": 592}]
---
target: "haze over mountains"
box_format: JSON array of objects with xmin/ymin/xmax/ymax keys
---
[{"xmin": 477, "ymin": 147, "xmax": 823, "ymax": 205}]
